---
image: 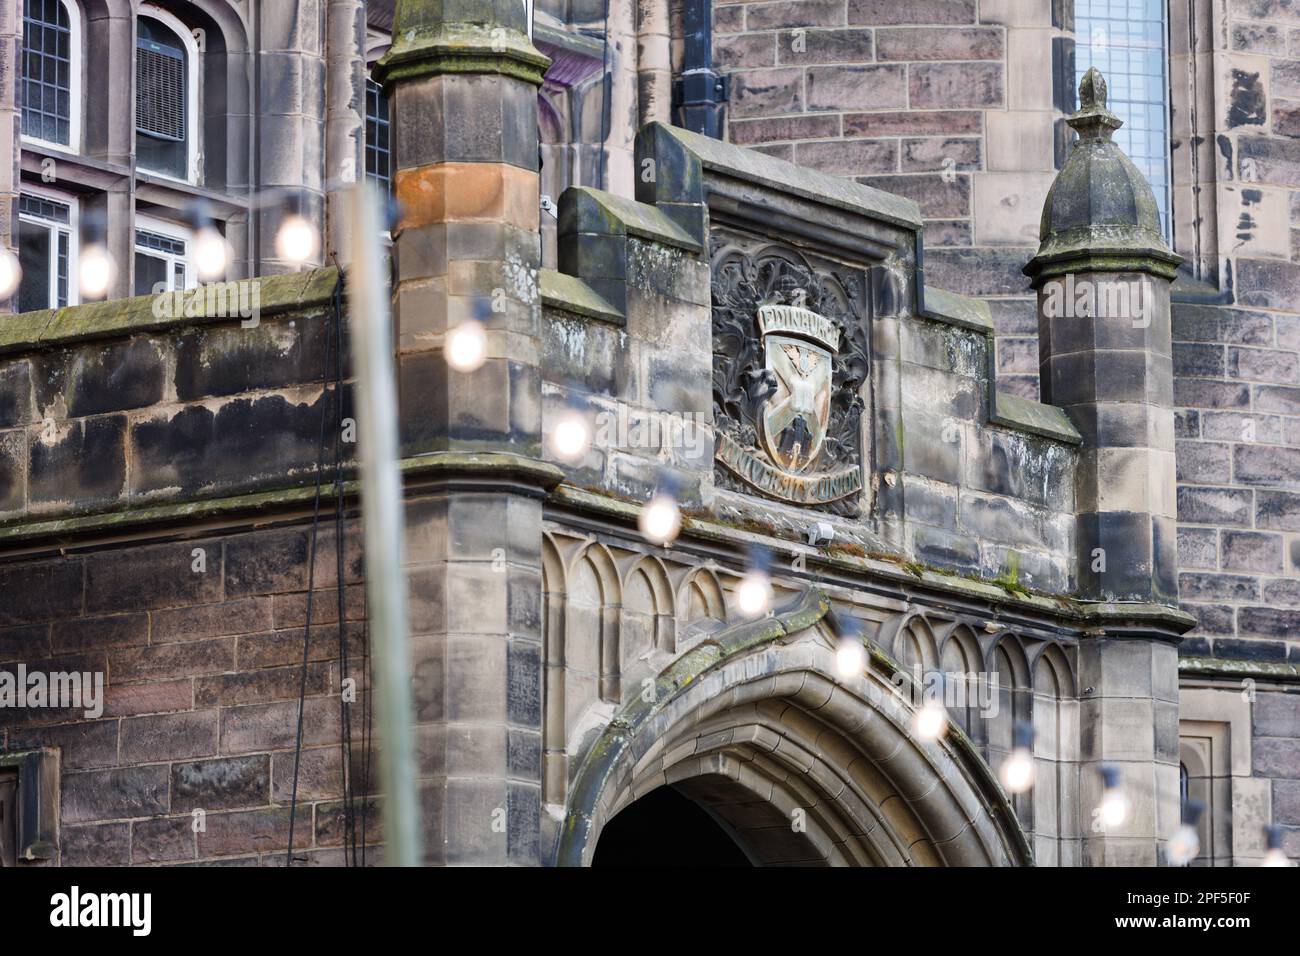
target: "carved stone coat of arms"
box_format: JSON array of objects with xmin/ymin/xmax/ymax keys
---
[{"xmin": 711, "ymin": 244, "xmax": 869, "ymax": 515}]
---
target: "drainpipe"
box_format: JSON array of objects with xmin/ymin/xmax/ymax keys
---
[{"xmin": 674, "ymin": 0, "xmax": 727, "ymax": 139}]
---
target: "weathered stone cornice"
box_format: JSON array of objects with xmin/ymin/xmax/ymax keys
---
[{"xmin": 375, "ymin": 23, "xmax": 550, "ymax": 88}]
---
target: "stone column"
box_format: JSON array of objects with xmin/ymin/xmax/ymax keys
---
[
  {"xmin": 83, "ymin": 0, "xmax": 134, "ymax": 299},
  {"xmin": 257, "ymin": 1, "xmax": 328, "ymax": 272},
  {"xmin": 324, "ymin": 0, "xmax": 365, "ymax": 264},
  {"xmin": 1024, "ymin": 68, "xmax": 1185, "ymax": 866},
  {"xmin": 375, "ymin": 0, "xmax": 555, "ymax": 865},
  {"xmin": 0, "ymin": 0, "xmax": 19, "ymax": 312}
]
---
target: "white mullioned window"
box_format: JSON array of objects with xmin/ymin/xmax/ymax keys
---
[
  {"xmin": 21, "ymin": 0, "xmax": 83, "ymax": 152},
  {"xmin": 17, "ymin": 188, "xmax": 78, "ymax": 312},
  {"xmin": 134, "ymin": 215, "xmax": 195, "ymax": 296}
]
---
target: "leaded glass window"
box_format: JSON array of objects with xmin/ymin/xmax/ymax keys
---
[
  {"xmin": 22, "ymin": 0, "xmax": 75, "ymax": 147},
  {"xmin": 366, "ymin": 79, "xmax": 392, "ymax": 194},
  {"xmin": 1075, "ymin": 0, "xmax": 1172, "ymax": 241}
]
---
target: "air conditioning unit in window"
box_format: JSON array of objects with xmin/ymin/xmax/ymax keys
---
[{"xmin": 136, "ymin": 38, "xmax": 186, "ymax": 141}]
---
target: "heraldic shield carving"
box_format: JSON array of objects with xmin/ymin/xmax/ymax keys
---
[{"xmin": 712, "ymin": 243, "xmax": 870, "ymax": 515}]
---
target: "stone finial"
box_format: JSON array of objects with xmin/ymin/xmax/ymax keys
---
[
  {"xmin": 1068, "ymin": 67, "xmax": 1123, "ymax": 142},
  {"xmin": 1024, "ymin": 65, "xmax": 1180, "ymax": 286}
]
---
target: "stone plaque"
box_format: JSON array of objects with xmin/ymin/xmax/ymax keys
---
[{"xmin": 712, "ymin": 243, "xmax": 869, "ymax": 514}]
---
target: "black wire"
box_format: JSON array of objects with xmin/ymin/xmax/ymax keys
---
[
  {"xmin": 328, "ymin": 267, "xmax": 357, "ymax": 866},
  {"xmin": 285, "ymin": 272, "xmax": 345, "ymax": 866}
]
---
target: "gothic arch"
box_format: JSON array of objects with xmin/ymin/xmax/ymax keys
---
[
  {"xmin": 938, "ymin": 623, "xmax": 983, "ymax": 738},
  {"xmin": 541, "ymin": 532, "xmax": 567, "ymax": 807},
  {"xmin": 1029, "ymin": 642, "xmax": 1079, "ymax": 865},
  {"xmin": 676, "ymin": 565, "xmax": 727, "ymax": 628},
  {"xmin": 880, "ymin": 612, "xmax": 940, "ymax": 676},
  {"xmin": 567, "ymin": 541, "xmax": 621, "ymax": 709},
  {"xmin": 620, "ymin": 555, "xmax": 675, "ymax": 696},
  {"xmin": 559, "ymin": 591, "xmax": 1031, "ymax": 867}
]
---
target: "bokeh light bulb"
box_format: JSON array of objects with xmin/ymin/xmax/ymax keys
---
[
  {"xmin": 835, "ymin": 636, "xmax": 865, "ymax": 679},
  {"xmin": 194, "ymin": 226, "xmax": 230, "ymax": 280},
  {"xmin": 79, "ymin": 245, "xmax": 114, "ymax": 299},
  {"xmin": 0, "ymin": 248, "xmax": 21, "ymax": 299},
  {"xmin": 915, "ymin": 699, "xmax": 948, "ymax": 741},
  {"xmin": 550, "ymin": 409, "xmax": 591, "ymax": 463},
  {"xmin": 736, "ymin": 568, "xmax": 772, "ymax": 617},
  {"xmin": 446, "ymin": 320, "xmax": 487, "ymax": 372},
  {"xmin": 1000, "ymin": 748, "xmax": 1034, "ymax": 794},
  {"xmin": 276, "ymin": 213, "xmax": 318, "ymax": 264},
  {"xmin": 1098, "ymin": 766, "xmax": 1129, "ymax": 828},
  {"xmin": 638, "ymin": 492, "xmax": 681, "ymax": 546},
  {"xmin": 1167, "ymin": 824, "xmax": 1199, "ymax": 867}
]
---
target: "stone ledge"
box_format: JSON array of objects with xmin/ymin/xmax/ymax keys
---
[
  {"xmin": 0, "ymin": 268, "xmax": 341, "ymax": 357},
  {"xmin": 922, "ymin": 286, "xmax": 995, "ymax": 333},
  {"xmin": 1178, "ymin": 656, "xmax": 1300, "ymax": 683},
  {"xmin": 539, "ymin": 269, "xmax": 623, "ymax": 324},
  {"xmin": 991, "ymin": 391, "xmax": 1083, "ymax": 445},
  {"xmin": 558, "ymin": 186, "xmax": 703, "ymax": 252},
  {"xmin": 0, "ymin": 451, "xmax": 563, "ymax": 550}
]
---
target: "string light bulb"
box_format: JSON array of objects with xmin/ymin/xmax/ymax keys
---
[
  {"xmin": 550, "ymin": 399, "xmax": 592, "ymax": 463},
  {"xmin": 914, "ymin": 672, "xmax": 949, "ymax": 741},
  {"xmin": 999, "ymin": 721, "xmax": 1035, "ymax": 793},
  {"xmin": 0, "ymin": 248, "xmax": 21, "ymax": 300},
  {"xmin": 79, "ymin": 246, "xmax": 113, "ymax": 299},
  {"xmin": 833, "ymin": 615, "xmax": 866, "ymax": 679},
  {"xmin": 275, "ymin": 193, "xmax": 318, "ymax": 265},
  {"xmin": 78, "ymin": 209, "xmax": 113, "ymax": 300},
  {"xmin": 735, "ymin": 548, "xmax": 773, "ymax": 618},
  {"xmin": 1167, "ymin": 801, "xmax": 1202, "ymax": 867},
  {"xmin": 445, "ymin": 319, "xmax": 487, "ymax": 372},
  {"xmin": 1262, "ymin": 825, "xmax": 1292, "ymax": 867},
  {"xmin": 638, "ymin": 478, "xmax": 682, "ymax": 547},
  {"xmin": 1098, "ymin": 764, "xmax": 1129, "ymax": 829},
  {"xmin": 187, "ymin": 201, "xmax": 230, "ymax": 281}
]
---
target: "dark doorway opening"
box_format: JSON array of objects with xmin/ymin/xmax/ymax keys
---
[{"xmin": 591, "ymin": 785, "xmax": 753, "ymax": 867}]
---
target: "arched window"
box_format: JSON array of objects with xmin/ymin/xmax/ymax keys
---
[
  {"xmin": 21, "ymin": 0, "xmax": 82, "ymax": 150},
  {"xmin": 136, "ymin": 7, "xmax": 199, "ymax": 182}
]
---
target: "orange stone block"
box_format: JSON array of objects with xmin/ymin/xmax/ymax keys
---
[{"xmin": 395, "ymin": 163, "xmax": 539, "ymax": 233}]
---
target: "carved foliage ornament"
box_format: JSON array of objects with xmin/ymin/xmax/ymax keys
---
[{"xmin": 711, "ymin": 243, "xmax": 869, "ymax": 514}]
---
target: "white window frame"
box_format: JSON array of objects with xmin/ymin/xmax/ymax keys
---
[
  {"xmin": 136, "ymin": 4, "xmax": 200, "ymax": 184},
  {"xmin": 18, "ymin": 184, "xmax": 79, "ymax": 310},
  {"xmin": 134, "ymin": 214, "xmax": 196, "ymax": 294},
  {"xmin": 20, "ymin": 0, "xmax": 84, "ymax": 154}
]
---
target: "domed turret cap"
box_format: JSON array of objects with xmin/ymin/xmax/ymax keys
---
[{"xmin": 1024, "ymin": 68, "xmax": 1181, "ymax": 287}]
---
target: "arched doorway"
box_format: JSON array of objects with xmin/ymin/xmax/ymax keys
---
[
  {"xmin": 559, "ymin": 590, "xmax": 1032, "ymax": 867},
  {"xmin": 592, "ymin": 784, "xmax": 753, "ymax": 866}
]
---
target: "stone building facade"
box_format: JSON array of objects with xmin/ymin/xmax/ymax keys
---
[{"xmin": 0, "ymin": 0, "xmax": 1295, "ymax": 867}]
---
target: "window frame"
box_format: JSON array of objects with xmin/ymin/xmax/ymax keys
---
[
  {"xmin": 364, "ymin": 76, "xmax": 393, "ymax": 196},
  {"xmin": 17, "ymin": 184, "xmax": 80, "ymax": 311},
  {"xmin": 136, "ymin": 4, "xmax": 201, "ymax": 184},
  {"xmin": 134, "ymin": 213, "xmax": 196, "ymax": 295},
  {"xmin": 20, "ymin": 0, "xmax": 84, "ymax": 154},
  {"xmin": 0, "ymin": 750, "xmax": 58, "ymax": 865}
]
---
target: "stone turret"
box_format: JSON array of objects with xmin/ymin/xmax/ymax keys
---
[
  {"xmin": 374, "ymin": 0, "xmax": 555, "ymax": 866},
  {"xmin": 1027, "ymin": 67, "xmax": 1181, "ymax": 607},
  {"xmin": 1026, "ymin": 68, "xmax": 1186, "ymax": 866}
]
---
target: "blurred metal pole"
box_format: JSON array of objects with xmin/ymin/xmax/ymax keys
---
[{"xmin": 346, "ymin": 183, "xmax": 422, "ymax": 867}]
